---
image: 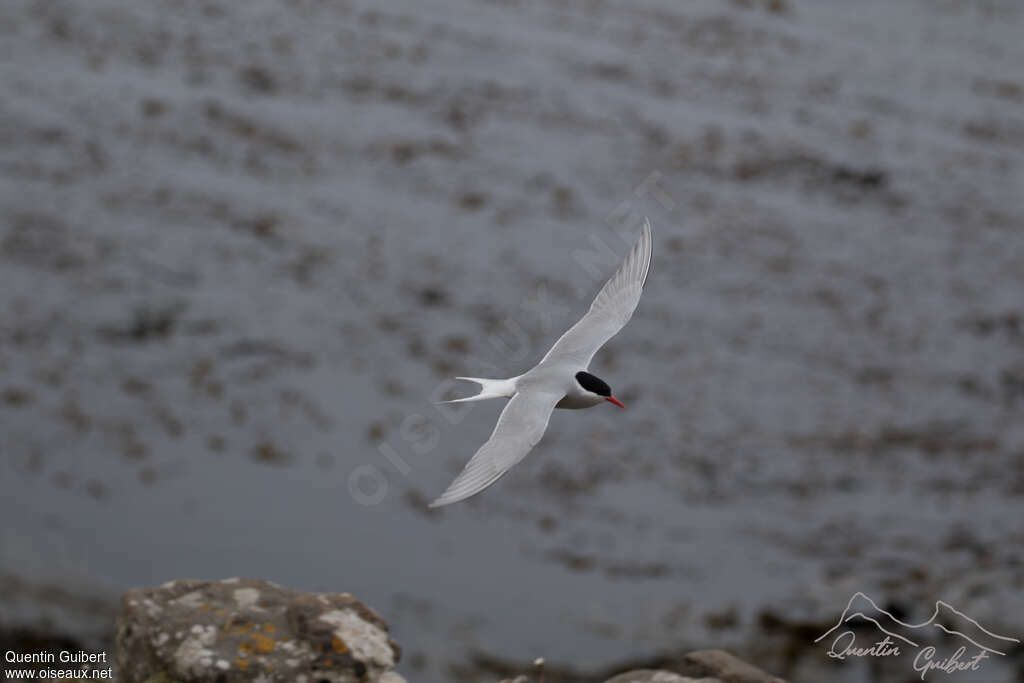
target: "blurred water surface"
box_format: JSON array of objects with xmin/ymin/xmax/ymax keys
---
[{"xmin": 1, "ymin": 0, "xmax": 1022, "ymax": 680}]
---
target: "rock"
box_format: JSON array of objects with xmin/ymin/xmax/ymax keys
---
[
  {"xmin": 605, "ymin": 671, "xmax": 720, "ymax": 683},
  {"xmin": 678, "ymin": 650, "xmax": 785, "ymax": 683},
  {"xmin": 603, "ymin": 650, "xmax": 785, "ymax": 683},
  {"xmin": 115, "ymin": 578, "xmax": 405, "ymax": 683}
]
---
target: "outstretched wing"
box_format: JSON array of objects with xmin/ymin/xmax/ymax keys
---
[
  {"xmin": 429, "ymin": 389, "xmax": 563, "ymax": 507},
  {"xmin": 541, "ymin": 219, "xmax": 652, "ymax": 367}
]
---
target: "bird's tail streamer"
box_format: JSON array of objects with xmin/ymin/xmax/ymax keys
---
[{"xmin": 438, "ymin": 377, "xmax": 515, "ymax": 403}]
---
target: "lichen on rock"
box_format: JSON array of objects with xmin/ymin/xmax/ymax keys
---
[{"xmin": 116, "ymin": 578, "xmax": 405, "ymax": 683}]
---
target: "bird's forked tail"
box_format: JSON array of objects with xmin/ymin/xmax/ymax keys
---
[{"xmin": 439, "ymin": 376, "xmax": 516, "ymax": 404}]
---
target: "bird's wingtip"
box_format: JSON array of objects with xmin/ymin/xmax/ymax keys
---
[{"xmin": 429, "ymin": 487, "xmax": 472, "ymax": 508}]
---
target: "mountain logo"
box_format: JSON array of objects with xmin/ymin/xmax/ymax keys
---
[{"xmin": 814, "ymin": 592, "xmax": 1020, "ymax": 679}]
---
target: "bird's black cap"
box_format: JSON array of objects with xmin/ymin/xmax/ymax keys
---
[{"xmin": 575, "ymin": 371, "xmax": 611, "ymax": 397}]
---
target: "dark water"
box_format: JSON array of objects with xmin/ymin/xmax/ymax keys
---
[{"xmin": 1, "ymin": 0, "xmax": 1022, "ymax": 680}]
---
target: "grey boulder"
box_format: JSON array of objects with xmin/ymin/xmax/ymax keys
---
[
  {"xmin": 605, "ymin": 671, "xmax": 720, "ymax": 683},
  {"xmin": 116, "ymin": 578, "xmax": 405, "ymax": 683},
  {"xmin": 606, "ymin": 649, "xmax": 785, "ymax": 683},
  {"xmin": 678, "ymin": 649, "xmax": 784, "ymax": 683}
]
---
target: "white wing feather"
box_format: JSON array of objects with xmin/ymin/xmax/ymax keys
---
[
  {"xmin": 540, "ymin": 219, "xmax": 653, "ymax": 367},
  {"xmin": 429, "ymin": 390, "xmax": 563, "ymax": 507}
]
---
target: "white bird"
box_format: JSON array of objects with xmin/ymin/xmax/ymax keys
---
[{"xmin": 430, "ymin": 219, "xmax": 653, "ymax": 507}]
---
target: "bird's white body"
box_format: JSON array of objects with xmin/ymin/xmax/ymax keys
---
[
  {"xmin": 430, "ymin": 220, "xmax": 653, "ymax": 507},
  {"xmin": 554, "ymin": 383, "xmax": 607, "ymax": 409},
  {"xmin": 457, "ymin": 368, "xmax": 605, "ymax": 410}
]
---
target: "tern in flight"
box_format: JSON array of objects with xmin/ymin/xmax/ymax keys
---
[{"xmin": 430, "ymin": 219, "xmax": 653, "ymax": 507}]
